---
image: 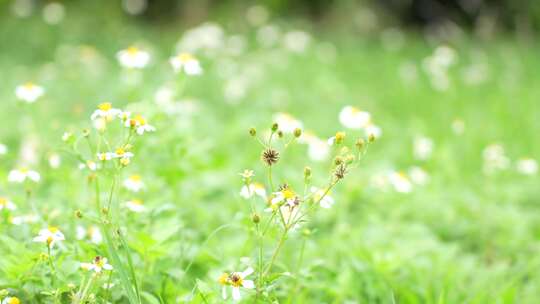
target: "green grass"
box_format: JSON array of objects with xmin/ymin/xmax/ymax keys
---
[{"xmin": 0, "ymin": 2, "xmax": 540, "ymax": 303}]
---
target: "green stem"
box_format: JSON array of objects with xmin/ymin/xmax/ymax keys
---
[{"xmin": 47, "ymin": 245, "xmax": 56, "ymax": 286}]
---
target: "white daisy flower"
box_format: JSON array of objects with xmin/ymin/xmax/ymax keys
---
[
  {"xmin": 218, "ymin": 267, "xmax": 255, "ymax": 301},
  {"xmin": 364, "ymin": 123, "xmax": 382, "ymax": 139},
  {"xmin": 125, "ymin": 199, "xmax": 146, "ymax": 212},
  {"xmin": 125, "ymin": 115, "xmax": 156, "ymax": 135},
  {"xmin": 79, "ymin": 160, "xmax": 98, "ymax": 171},
  {"xmin": 90, "ymin": 102, "xmax": 122, "ymax": 121},
  {"xmin": 516, "ymin": 158, "xmax": 538, "ymax": 175},
  {"xmin": 339, "ymin": 106, "xmax": 371, "ymax": 129},
  {"xmin": 413, "ymin": 136, "xmax": 433, "ymax": 161},
  {"xmin": 408, "ymin": 166, "xmax": 429, "ymax": 185},
  {"xmin": 2, "ymin": 297, "xmax": 21, "ymax": 304},
  {"xmin": 116, "ymin": 46, "xmax": 150, "ymax": 69},
  {"xmin": 389, "ymin": 172, "xmax": 412, "ymax": 193},
  {"xmin": 123, "ymin": 175, "xmax": 144, "ymax": 192},
  {"xmin": 8, "ymin": 168, "xmax": 40, "ymax": 183},
  {"xmin": 112, "ymin": 148, "xmax": 134, "ymax": 159},
  {"xmin": 15, "ymin": 82, "xmax": 44, "ymax": 103},
  {"xmin": 96, "ymin": 152, "xmax": 114, "ymax": 161},
  {"xmin": 48, "ymin": 153, "xmax": 61, "ymax": 168},
  {"xmin": 239, "ymin": 182, "xmax": 266, "ymax": 199},
  {"xmin": 76, "ymin": 225, "xmax": 103, "ymax": 244},
  {"xmin": 0, "ymin": 143, "xmax": 8, "ymax": 155},
  {"xmin": 10, "ymin": 214, "xmax": 38, "ymax": 225},
  {"xmin": 80, "ymin": 256, "xmax": 113, "ymax": 273},
  {"xmin": 310, "ymin": 187, "xmax": 334, "ymax": 208},
  {"xmin": 169, "ymin": 53, "xmax": 202, "ymax": 75},
  {"xmin": 273, "ymin": 112, "xmax": 303, "ymax": 134},
  {"xmin": 33, "ymin": 227, "xmax": 65, "ymax": 247},
  {"xmin": 0, "ymin": 197, "xmax": 16, "ymax": 211}
]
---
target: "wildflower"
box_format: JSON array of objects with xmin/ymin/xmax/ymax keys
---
[
  {"xmin": 0, "ymin": 143, "xmax": 7, "ymax": 155},
  {"xmin": 48, "ymin": 153, "xmax": 61, "ymax": 168},
  {"xmin": 123, "ymin": 175, "xmax": 144, "ymax": 192},
  {"xmin": 218, "ymin": 267, "xmax": 255, "ymax": 301},
  {"xmin": 169, "ymin": 53, "xmax": 202, "ymax": 75},
  {"xmin": 483, "ymin": 144, "xmax": 510, "ymax": 174},
  {"xmin": 76, "ymin": 225, "xmax": 103, "ymax": 244},
  {"xmin": 389, "ymin": 172, "xmax": 412, "ymax": 193},
  {"xmin": 310, "ymin": 187, "xmax": 334, "ymax": 208},
  {"xmin": 261, "ymin": 148, "xmax": 279, "ymax": 166},
  {"xmin": 33, "ymin": 227, "xmax": 65, "ymax": 248},
  {"xmin": 116, "ymin": 46, "xmax": 150, "ymax": 69},
  {"xmin": 339, "ymin": 106, "xmax": 371, "ymax": 129},
  {"xmin": 516, "ymin": 158, "xmax": 538, "ymax": 175},
  {"xmin": 0, "ymin": 197, "xmax": 16, "ymax": 211},
  {"xmin": 413, "ymin": 136, "xmax": 434, "ymax": 161},
  {"xmin": 113, "ymin": 147, "xmax": 134, "ymax": 160},
  {"xmin": 408, "ymin": 166, "xmax": 429, "ymax": 185},
  {"xmin": 125, "ymin": 199, "xmax": 145, "ymax": 212},
  {"xmin": 15, "ymin": 82, "xmax": 44, "ymax": 103},
  {"xmin": 8, "ymin": 168, "xmax": 40, "ymax": 183},
  {"xmin": 269, "ymin": 187, "xmax": 298, "ymax": 210},
  {"xmin": 118, "ymin": 111, "xmax": 131, "ymax": 123},
  {"xmin": 81, "ymin": 256, "xmax": 113, "ymax": 273},
  {"xmin": 240, "ymin": 182, "xmax": 266, "ymax": 199},
  {"xmin": 125, "ymin": 114, "xmax": 155, "ymax": 135},
  {"xmin": 239, "ymin": 169, "xmax": 254, "ymax": 182},
  {"xmin": 273, "ymin": 113, "xmax": 303, "ymax": 134},
  {"xmin": 96, "ymin": 152, "xmax": 114, "ymax": 161},
  {"xmin": 90, "ymin": 102, "xmax": 121, "ymax": 121},
  {"xmin": 79, "ymin": 160, "xmax": 98, "ymax": 171},
  {"xmin": 328, "ymin": 131, "xmax": 346, "ymax": 145},
  {"xmin": 365, "ymin": 124, "xmax": 382, "ymax": 139},
  {"xmin": 2, "ymin": 297, "xmax": 21, "ymax": 304}
]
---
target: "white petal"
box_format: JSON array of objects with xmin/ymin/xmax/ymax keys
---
[
  {"xmin": 241, "ymin": 267, "xmax": 254, "ymax": 278},
  {"xmin": 232, "ymin": 287, "xmax": 241, "ymax": 301},
  {"xmin": 242, "ymin": 280, "xmax": 255, "ymax": 289}
]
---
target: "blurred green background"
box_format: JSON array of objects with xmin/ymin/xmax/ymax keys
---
[{"xmin": 1, "ymin": 0, "xmax": 540, "ymax": 303}]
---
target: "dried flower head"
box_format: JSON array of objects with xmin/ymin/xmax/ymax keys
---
[
  {"xmin": 261, "ymin": 148, "xmax": 279, "ymax": 166},
  {"xmin": 334, "ymin": 164, "xmax": 347, "ymax": 180}
]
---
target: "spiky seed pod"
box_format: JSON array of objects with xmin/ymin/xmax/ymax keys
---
[
  {"xmin": 334, "ymin": 164, "xmax": 347, "ymax": 180},
  {"xmin": 262, "ymin": 148, "xmax": 280, "ymax": 166}
]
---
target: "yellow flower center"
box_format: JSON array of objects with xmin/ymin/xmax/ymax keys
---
[
  {"xmin": 0, "ymin": 197, "xmax": 6, "ymax": 205},
  {"xmin": 127, "ymin": 46, "xmax": 139, "ymax": 55},
  {"xmin": 230, "ymin": 273, "xmax": 243, "ymax": 287},
  {"xmin": 98, "ymin": 102, "xmax": 112, "ymax": 111},
  {"xmin": 133, "ymin": 115, "xmax": 146, "ymax": 125},
  {"xmin": 115, "ymin": 148, "xmax": 125, "ymax": 155},
  {"xmin": 130, "ymin": 199, "xmax": 142, "ymax": 205},
  {"xmin": 46, "ymin": 236, "xmax": 54, "ymax": 245},
  {"xmin": 282, "ymin": 189, "xmax": 295, "ymax": 199},
  {"xmin": 48, "ymin": 226, "xmax": 59, "ymax": 233},
  {"xmin": 8, "ymin": 297, "xmax": 20, "ymax": 304},
  {"xmin": 335, "ymin": 132, "xmax": 346, "ymax": 142},
  {"xmin": 130, "ymin": 175, "xmax": 141, "ymax": 181},
  {"xmin": 177, "ymin": 53, "xmax": 194, "ymax": 63},
  {"xmin": 24, "ymin": 82, "xmax": 35, "ymax": 89}
]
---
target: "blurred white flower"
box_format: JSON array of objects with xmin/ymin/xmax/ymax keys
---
[
  {"xmin": 76, "ymin": 225, "xmax": 103, "ymax": 244},
  {"xmin": 8, "ymin": 168, "xmax": 40, "ymax": 183},
  {"xmin": 413, "ymin": 136, "xmax": 434, "ymax": 161},
  {"xmin": 273, "ymin": 113, "xmax": 302, "ymax": 134},
  {"xmin": 116, "ymin": 46, "xmax": 150, "ymax": 69},
  {"xmin": 2, "ymin": 297, "xmax": 21, "ymax": 304},
  {"xmin": 10, "ymin": 214, "xmax": 38, "ymax": 225},
  {"xmin": 283, "ymin": 31, "xmax": 311, "ymax": 53},
  {"xmin": 0, "ymin": 143, "xmax": 7, "ymax": 155},
  {"xmin": 48, "ymin": 153, "xmax": 61, "ymax": 168},
  {"xmin": 79, "ymin": 160, "xmax": 98, "ymax": 171},
  {"xmin": 483, "ymin": 144, "xmax": 510, "ymax": 174},
  {"xmin": 125, "ymin": 199, "xmax": 145, "ymax": 212},
  {"xmin": 0, "ymin": 197, "xmax": 16, "ymax": 211},
  {"xmin": 170, "ymin": 53, "xmax": 202, "ymax": 75},
  {"xmin": 516, "ymin": 158, "xmax": 538, "ymax": 175},
  {"xmin": 408, "ymin": 166, "xmax": 429, "ymax": 185},
  {"xmin": 42, "ymin": 2, "xmax": 65, "ymax": 25},
  {"xmin": 307, "ymin": 137, "xmax": 330, "ymax": 161},
  {"xmin": 257, "ymin": 25, "xmax": 281, "ymax": 48},
  {"xmin": 240, "ymin": 182, "xmax": 266, "ymax": 200},
  {"xmin": 15, "ymin": 82, "xmax": 44, "ymax": 103},
  {"xmin": 81, "ymin": 256, "xmax": 113, "ymax": 273},
  {"xmin": 124, "ymin": 175, "xmax": 144, "ymax": 192},
  {"xmin": 339, "ymin": 106, "xmax": 371, "ymax": 129},
  {"xmin": 91, "ymin": 102, "xmax": 121, "ymax": 121},
  {"xmin": 365, "ymin": 123, "xmax": 382, "ymax": 139},
  {"xmin": 122, "ymin": 0, "xmax": 147, "ymax": 15},
  {"xmin": 177, "ymin": 23, "xmax": 225, "ymax": 54},
  {"xmin": 451, "ymin": 118, "xmax": 466, "ymax": 135},
  {"xmin": 97, "ymin": 152, "xmax": 114, "ymax": 161},
  {"xmin": 389, "ymin": 172, "xmax": 412, "ymax": 193},
  {"xmin": 33, "ymin": 227, "xmax": 65, "ymax": 247},
  {"xmin": 310, "ymin": 187, "xmax": 334, "ymax": 208},
  {"xmin": 246, "ymin": 5, "xmax": 269, "ymax": 26}
]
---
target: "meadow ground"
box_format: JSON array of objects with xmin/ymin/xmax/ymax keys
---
[{"xmin": 1, "ymin": 4, "xmax": 540, "ymax": 304}]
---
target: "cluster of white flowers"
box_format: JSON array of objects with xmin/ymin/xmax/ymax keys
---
[{"xmin": 422, "ymin": 45, "xmax": 457, "ymax": 91}]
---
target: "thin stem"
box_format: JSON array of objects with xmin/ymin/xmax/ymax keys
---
[
  {"xmin": 263, "ymin": 226, "xmax": 289, "ymax": 277},
  {"xmin": 47, "ymin": 245, "xmax": 56, "ymax": 286},
  {"xmin": 267, "ymin": 166, "xmax": 275, "ymax": 192}
]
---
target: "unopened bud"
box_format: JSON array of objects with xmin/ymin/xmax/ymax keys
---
[
  {"xmin": 293, "ymin": 128, "xmax": 302, "ymax": 138},
  {"xmin": 271, "ymin": 123, "xmax": 279, "ymax": 132},
  {"xmin": 75, "ymin": 210, "xmax": 83, "ymax": 219},
  {"xmin": 304, "ymin": 166, "xmax": 312, "ymax": 179},
  {"xmin": 82, "ymin": 129, "xmax": 90, "ymax": 137},
  {"xmin": 249, "ymin": 127, "xmax": 257, "ymax": 136},
  {"xmin": 355, "ymin": 138, "xmax": 365, "ymax": 150},
  {"xmin": 335, "ymin": 131, "xmax": 346, "ymax": 144},
  {"xmin": 252, "ymin": 213, "xmax": 261, "ymax": 224},
  {"xmin": 368, "ymin": 133, "xmax": 376, "ymax": 143},
  {"xmin": 277, "ymin": 130, "xmax": 284, "ymax": 138},
  {"xmin": 334, "ymin": 156, "xmax": 344, "ymax": 165}
]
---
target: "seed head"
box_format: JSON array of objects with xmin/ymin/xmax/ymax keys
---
[
  {"xmin": 261, "ymin": 148, "xmax": 279, "ymax": 166},
  {"xmin": 334, "ymin": 164, "xmax": 347, "ymax": 180}
]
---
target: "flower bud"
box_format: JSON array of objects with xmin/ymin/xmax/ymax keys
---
[
  {"xmin": 75, "ymin": 210, "xmax": 83, "ymax": 219},
  {"xmin": 271, "ymin": 123, "xmax": 279, "ymax": 132},
  {"xmin": 355, "ymin": 138, "xmax": 365, "ymax": 150},
  {"xmin": 293, "ymin": 128, "xmax": 302, "ymax": 138},
  {"xmin": 82, "ymin": 129, "xmax": 90, "ymax": 137},
  {"xmin": 368, "ymin": 133, "xmax": 376, "ymax": 143},
  {"xmin": 304, "ymin": 166, "xmax": 312, "ymax": 179},
  {"xmin": 335, "ymin": 131, "xmax": 346, "ymax": 144},
  {"xmin": 249, "ymin": 127, "xmax": 257, "ymax": 136},
  {"xmin": 277, "ymin": 130, "xmax": 284, "ymax": 138},
  {"xmin": 252, "ymin": 213, "xmax": 261, "ymax": 224},
  {"xmin": 334, "ymin": 156, "xmax": 344, "ymax": 166}
]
